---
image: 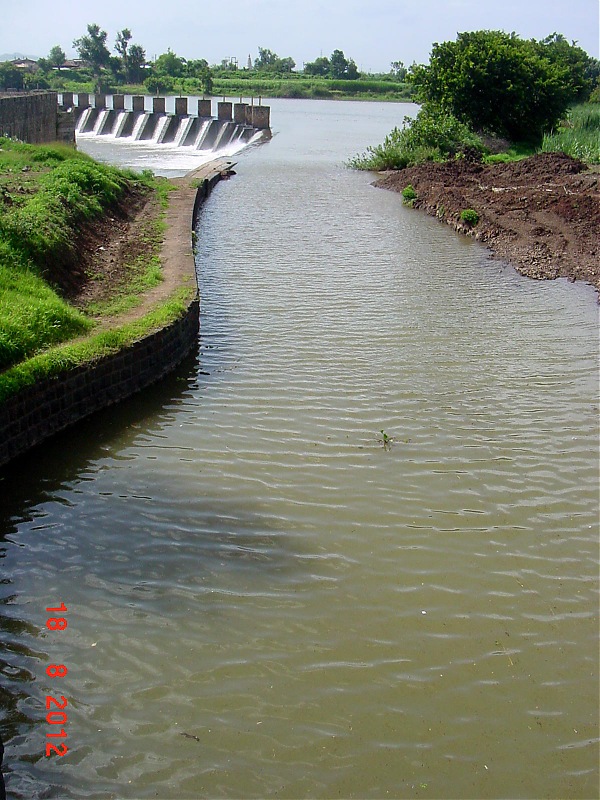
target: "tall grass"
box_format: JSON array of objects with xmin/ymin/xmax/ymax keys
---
[{"xmin": 541, "ymin": 104, "xmax": 600, "ymax": 164}]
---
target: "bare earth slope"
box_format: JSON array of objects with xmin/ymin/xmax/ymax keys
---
[{"xmin": 375, "ymin": 153, "xmax": 600, "ymax": 296}]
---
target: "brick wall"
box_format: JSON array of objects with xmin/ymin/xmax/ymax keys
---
[{"xmin": 0, "ymin": 300, "xmax": 199, "ymax": 468}]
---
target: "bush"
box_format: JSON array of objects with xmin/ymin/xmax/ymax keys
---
[
  {"xmin": 410, "ymin": 30, "xmax": 583, "ymax": 144},
  {"xmin": 460, "ymin": 208, "xmax": 479, "ymax": 226},
  {"xmin": 348, "ymin": 107, "xmax": 484, "ymax": 171},
  {"xmin": 401, "ymin": 185, "xmax": 417, "ymax": 205}
]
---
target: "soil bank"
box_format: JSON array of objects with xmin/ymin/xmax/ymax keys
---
[{"xmin": 375, "ymin": 152, "xmax": 600, "ymax": 297}]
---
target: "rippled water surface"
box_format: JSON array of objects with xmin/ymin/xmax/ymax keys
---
[{"xmin": 1, "ymin": 100, "xmax": 598, "ymax": 799}]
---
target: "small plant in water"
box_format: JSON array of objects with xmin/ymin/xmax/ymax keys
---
[
  {"xmin": 402, "ymin": 184, "xmax": 417, "ymax": 206},
  {"xmin": 378, "ymin": 429, "xmax": 394, "ymax": 450},
  {"xmin": 460, "ymin": 208, "xmax": 479, "ymax": 226}
]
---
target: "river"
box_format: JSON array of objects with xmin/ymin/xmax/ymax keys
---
[{"xmin": 0, "ymin": 99, "xmax": 598, "ymax": 799}]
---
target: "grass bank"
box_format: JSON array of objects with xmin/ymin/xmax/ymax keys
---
[{"xmin": 0, "ymin": 138, "xmax": 191, "ymax": 402}]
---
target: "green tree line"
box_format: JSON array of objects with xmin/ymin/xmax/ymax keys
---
[{"xmin": 0, "ymin": 24, "xmax": 411, "ymax": 97}]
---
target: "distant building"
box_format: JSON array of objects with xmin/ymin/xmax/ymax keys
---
[
  {"xmin": 11, "ymin": 58, "xmax": 39, "ymax": 73},
  {"xmin": 59, "ymin": 59, "xmax": 86, "ymax": 71},
  {"xmin": 247, "ymin": 54, "xmax": 252, "ymax": 70}
]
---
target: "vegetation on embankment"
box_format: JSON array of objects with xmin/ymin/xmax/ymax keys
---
[
  {"xmin": 0, "ymin": 138, "xmax": 187, "ymax": 400},
  {"xmin": 348, "ymin": 102, "xmax": 600, "ymax": 171},
  {"xmin": 349, "ymin": 31, "xmax": 600, "ymax": 171},
  {"xmin": 0, "ymin": 288, "xmax": 192, "ymax": 403},
  {"xmin": 209, "ymin": 75, "xmax": 413, "ymax": 102},
  {"xmin": 540, "ymin": 103, "xmax": 600, "ymax": 164}
]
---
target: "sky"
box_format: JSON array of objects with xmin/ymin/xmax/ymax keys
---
[{"xmin": 1, "ymin": 0, "xmax": 599, "ymax": 72}]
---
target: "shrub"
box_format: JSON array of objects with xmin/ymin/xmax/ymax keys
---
[
  {"xmin": 348, "ymin": 107, "xmax": 484, "ymax": 171},
  {"xmin": 460, "ymin": 208, "xmax": 480, "ymax": 226},
  {"xmin": 401, "ymin": 185, "xmax": 417, "ymax": 205},
  {"xmin": 410, "ymin": 30, "xmax": 584, "ymax": 144}
]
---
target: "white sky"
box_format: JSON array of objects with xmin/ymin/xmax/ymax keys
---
[{"xmin": 1, "ymin": 0, "xmax": 599, "ymax": 72}]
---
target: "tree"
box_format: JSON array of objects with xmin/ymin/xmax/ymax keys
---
[
  {"xmin": 144, "ymin": 73, "xmax": 174, "ymax": 94},
  {"xmin": 154, "ymin": 49, "xmax": 186, "ymax": 78},
  {"xmin": 0, "ymin": 63, "xmax": 24, "ymax": 90},
  {"xmin": 276, "ymin": 56, "xmax": 295, "ymax": 73},
  {"xmin": 330, "ymin": 49, "xmax": 349, "ymax": 78},
  {"xmin": 538, "ymin": 33, "xmax": 596, "ymax": 101},
  {"xmin": 127, "ymin": 44, "xmax": 146, "ymax": 83},
  {"xmin": 390, "ymin": 61, "xmax": 407, "ymax": 81},
  {"xmin": 304, "ymin": 56, "xmax": 330, "ymax": 76},
  {"xmin": 48, "ymin": 45, "xmax": 66, "ymax": 68},
  {"xmin": 410, "ymin": 30, "xmax": 575, "ymax": 144},
  {"xmin": 255, "ymin": 47, "xmax": 278, "ymax": 70},
  {"xmin": 115, "ymin": 28, "xmax": 132, "ymax": 60},
  {"xmin": 115, "ymin": 28, "xmax": 132, "ymax": 77},
  {"xmin": 253, "ymin": 48, "xmax": 295, "ymax": 73},
  {"xmin": 187, "ymin": 59, "xmax": 213, "ymax": 93},
  {"xmin": 345, "ymin": 59, "xmax": 359, "ymax": 80},
  {"xmin": 73, "ymin": 23, "xmax": 111, "ymax": 88}
]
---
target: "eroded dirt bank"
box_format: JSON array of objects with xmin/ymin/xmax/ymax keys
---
[{"xmin": 375, "ymin": 152, "xmax": 600, "ymax": 296}]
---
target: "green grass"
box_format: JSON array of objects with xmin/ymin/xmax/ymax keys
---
[
  {"xmin": 0, "ymin": 288, "xmax": 195, "ymax": 402},
  {"xmin": 0, "ymin": 138, "xmax": 158, "ymax": 372},
  {"xmin": 541, "ymin": 103, "xmax": 600, "ymax": 163}
]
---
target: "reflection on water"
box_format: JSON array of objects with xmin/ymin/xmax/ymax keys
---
[{"xmin": 0, "ymin": 100, "xmax": 598, "ymax": 799}]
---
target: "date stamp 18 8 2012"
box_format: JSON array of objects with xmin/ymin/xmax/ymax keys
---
[{"xmin": 44, "ymin": 603, "xmax": 69, "ymax": 758}]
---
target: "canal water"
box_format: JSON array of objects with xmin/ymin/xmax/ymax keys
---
[{"xmin": 0, "ymin": 100, "xmax": 598, "ymax": 799}]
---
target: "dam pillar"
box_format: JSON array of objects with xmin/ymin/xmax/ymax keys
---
[
  {"xmin": 175, "ymin": 97, "xmax": 188, "ymax": 116},
  {"xmin": 132, "ymin": 95, "xmax": 145, "ymax": 111},
  {"xmin": 153, "ymin": 96, "xmax": 166, "ymax": 113},
  {"xmin": 61, "ymin": 92, "xmax": 74, "ymax": 108},
  {"xmin": 198, "ymin": 99, "xmax": 212, "ymax": 118},
  {"xmin": 94, "ymin": 94, "xmax": 106, "ymax": 109},
  {"xmin": 77, "ymin": 93, "xmax": 91, "ymax": 108},
  {"xmin": 112, "ymin": 94, "xmax": 125, "ymax": 110},
  {"xmin": 234, "ymin": 103, "xmax": 248, "ymax": 124},
  {"xmin": 245, "ymin": 104, "xmax": 253, "ymax": 125},
  {"xmin": 251, "ymin": 105, "xmax": 271, "ymax": 130},
  {"xmin": 217, "ymin": 101, "xmax": 232, "ymax": 121}
]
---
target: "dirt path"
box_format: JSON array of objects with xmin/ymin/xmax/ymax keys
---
[
  {"xmin": 375, "ymin": 152, "xmax": 600, "ymax": 297},
  {"xmin": 67, "ymin": 159, "xmax": 236, "ymax": 330}
]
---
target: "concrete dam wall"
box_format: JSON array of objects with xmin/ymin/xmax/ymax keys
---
[
  {"xmin": 64, "ymin": 94, "xmax": 271, "ymax": 151},
  {"xmin": 0, "ymin": 90, "xmax": 75, "ymax": 144}
]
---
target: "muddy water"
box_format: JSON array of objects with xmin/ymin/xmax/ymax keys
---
[{"xmin": 0, "ymin": 100, "xmax": 598, "ymax": 799}]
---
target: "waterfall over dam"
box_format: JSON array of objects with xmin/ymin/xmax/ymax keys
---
[{"xmin": 61, "ymin": 94, "xmax": 271, "ymax": 155}]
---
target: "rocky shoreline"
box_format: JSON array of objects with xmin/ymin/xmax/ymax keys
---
[{"xmin": 375, "ymin": 152, "xmax": 600, "ymax": 298}]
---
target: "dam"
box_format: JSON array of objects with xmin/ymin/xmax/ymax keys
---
[{"xmin": 60, "ymin": 93, "xmax": 271, "ymax": 152}]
